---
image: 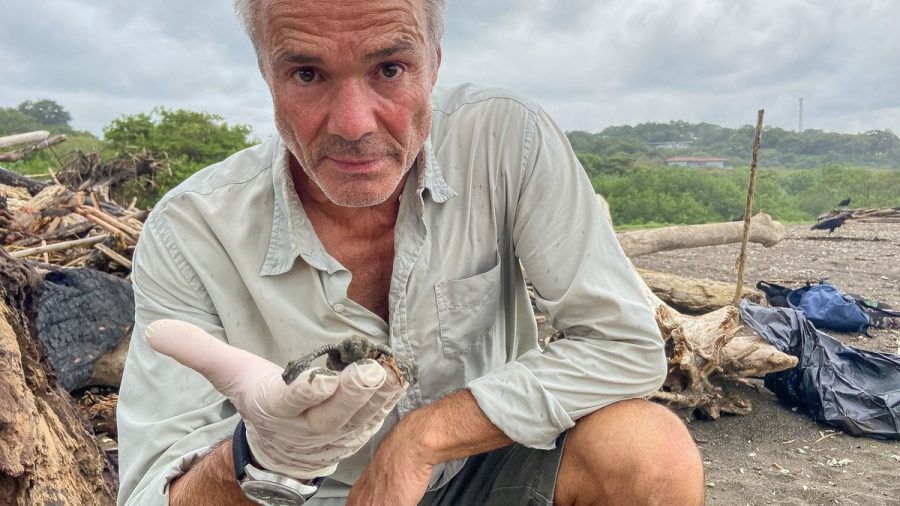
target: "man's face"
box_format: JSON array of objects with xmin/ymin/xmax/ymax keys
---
[{"xmin": 259, "ymin": 0, "xmax": 440, "ymax": 207}]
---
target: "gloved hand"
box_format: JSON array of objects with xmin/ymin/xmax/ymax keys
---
[{"xmin": 145, "ymin": 319, "xmax": 406, "ymax": 480}]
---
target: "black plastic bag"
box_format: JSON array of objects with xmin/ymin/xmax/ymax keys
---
[
  {"xmin": 739, "ymin": 300, "xmax": 900, "ymax": 439},
  {"xmin": 756, "ymin": 280, "xmax": 793, "ymax": 308}
]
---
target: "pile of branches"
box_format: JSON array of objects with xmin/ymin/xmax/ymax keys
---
[
  {"xmin": 818, "ymin": 207, "xmax": 900, "ymax": 224},
  {"xmin": 0, "ymin": 148, "xmax": 166, "ymax": 276},
  {"xmin": 0, "ymin": 181, "xmax": 144, "ymax": 276},
  {"xmin": 55, "ymin": 149, "xmax": 168, "ymax": 205}
]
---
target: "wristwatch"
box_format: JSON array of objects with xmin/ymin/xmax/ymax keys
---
[{"xmin": 232, "ymin": 419, "xmax": 322, "ymax": 505}]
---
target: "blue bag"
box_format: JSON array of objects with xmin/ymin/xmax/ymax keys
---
[
  {"xmin": 786, "ymin": 282, "xmax": 870, "ymax": 333},
  {"xmin": 740, "ymin": 301, "xmax": 900, "ymax": 439}
]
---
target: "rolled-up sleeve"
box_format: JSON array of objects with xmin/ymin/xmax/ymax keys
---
[
  {"xmin": 116, "ymin": 211, "xmax": 238, "ymax": 505},
  {"xmin": 467, "ymin": 108, "xmax": 666, "ymax": 449}
]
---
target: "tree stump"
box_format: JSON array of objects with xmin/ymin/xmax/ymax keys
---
[
  {"xmin": 0, "ymin": 250, "xmax": 117, "ymax": 505},
  {"xmin": 592, "ymin": 196, "xmax": 798, "ymax": 418}
]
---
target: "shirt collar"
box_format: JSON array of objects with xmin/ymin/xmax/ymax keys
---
[
  {"xmin": 260, "ymin": 135, "xmax": 456, "ymax": 277},
  {"xmin": 417, "ymin": 135, "xmax": 457, "ymax": 203}
]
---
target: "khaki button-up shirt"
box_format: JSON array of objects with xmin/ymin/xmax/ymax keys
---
[{"xmin": 116, "ymin": 84, "xmax": 665, "ymax": 505}]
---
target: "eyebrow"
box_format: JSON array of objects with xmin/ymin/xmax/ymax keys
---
[
  {"xmin": 271, "ymin": 40, "xmax": 418, "ymax": 69},
  {"xmin": 272, "ymin": 51, "xmax": 323, "ymax": 68},
  {"xmin": 363, "ymin": 41, "xmax": 417, "ymax": 62}
]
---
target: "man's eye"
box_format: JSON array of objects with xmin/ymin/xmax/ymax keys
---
[
  {"xmin": 293, "ymin": 68, "xmax": 318, "ymax": 83},
  {"xmin": 378, "ymin": 63, "xmax": 404, "ymax": 80}
]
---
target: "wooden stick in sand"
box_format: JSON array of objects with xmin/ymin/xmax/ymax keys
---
[{"xmin": 733, "ymin": 109, "xmax": 765, "ymax": 306}]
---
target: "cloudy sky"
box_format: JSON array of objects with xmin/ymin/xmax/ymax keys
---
[{"xmin": 2, "ymin": 0, "xmax": 898, "ymax": 140}]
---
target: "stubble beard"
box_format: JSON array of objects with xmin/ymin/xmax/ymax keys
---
[{"xmin": 275, "ymin": 103, "xmax": 432, "ymax": 209}]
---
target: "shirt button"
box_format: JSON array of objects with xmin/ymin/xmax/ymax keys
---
[{"xmin": 333, "ymin": 303, "xmax": 346, "ymax": 313}]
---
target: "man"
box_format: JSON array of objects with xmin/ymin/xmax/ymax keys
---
[{"xmin": 117, "ymin": 0, "xmax": 704, "ymax": 504}]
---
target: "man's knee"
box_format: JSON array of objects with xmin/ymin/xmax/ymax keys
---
[{"xmin": 556, "ymin": 399, "xmax": 704, "ymax": 505}]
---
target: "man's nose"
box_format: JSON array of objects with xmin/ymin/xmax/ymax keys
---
[{"xmin": 326, "ymin": 80, "xmax": 378, "ymax": 142}]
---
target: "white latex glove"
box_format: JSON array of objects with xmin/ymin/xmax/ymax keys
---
[{"xmin": 145, "ymin": 319, "xmax": 407, "ymax": 480}]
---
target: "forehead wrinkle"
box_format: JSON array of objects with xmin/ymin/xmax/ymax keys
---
[
  {"xmin": 261, "ymin": 0, "xmax": 429, "ymax": 64},
  {"xmin": 266, "ymin": 27, "xmax": 331, "ymax": 69}
]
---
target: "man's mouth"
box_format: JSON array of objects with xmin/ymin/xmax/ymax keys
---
[{"xmin": 325, "ymin": 156, "xmax": 382, "ymax": 174}]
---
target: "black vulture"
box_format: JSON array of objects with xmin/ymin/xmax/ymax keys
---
[
  {"xmin": 811, "ymin": 212, "xmax": 851, "ymax": 234},
  {"xmin": 838, "ymin": 197, "xmax": 851, "ymax": 207}
]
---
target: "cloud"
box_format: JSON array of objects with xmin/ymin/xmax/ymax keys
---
[
  {"xmin": 440, "ymin": 0, "xmax": 900, "ymax": 134},
  {"xmin": 1, "ymin": 0, "xmax": 897, "ymax": 139},
  {"xmin": 0, "ymin": 0, "xmax": 269, "ymax": 136}
]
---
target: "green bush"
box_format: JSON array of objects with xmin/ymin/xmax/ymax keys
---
[
  {"xmin": 102, "ymin": 107, "xmax": 256, "ymax": 205},
  {"xmin": 591, "ymin": 164, "xmax": 900, "ymax": 226}
]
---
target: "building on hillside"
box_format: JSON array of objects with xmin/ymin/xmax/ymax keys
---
[
  {"xmin": 664, "ymin": 156, "xmax": 731, "ymax": 168},
  {"xmin": 650, "ymin": 140, "xmax": 694, "ymax": 149}
]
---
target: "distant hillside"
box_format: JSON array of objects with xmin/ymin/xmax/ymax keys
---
[{"xmin": 567, "ymin": 121, "xmax": 900, "ymax": 170}]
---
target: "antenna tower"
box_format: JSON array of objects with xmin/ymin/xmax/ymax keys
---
[{"xmin": 798, "ymin": 98, "xmax": 804, "ymax": 133}]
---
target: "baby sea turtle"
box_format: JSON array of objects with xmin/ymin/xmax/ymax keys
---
[{"xmin": 282, "ymin": 336, "xmax": 417, "ymax": 386}]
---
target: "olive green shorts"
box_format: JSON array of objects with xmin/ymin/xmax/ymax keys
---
[{"xmin": 419, "ymin": 432, "xmax": 568, "ymax": 506}]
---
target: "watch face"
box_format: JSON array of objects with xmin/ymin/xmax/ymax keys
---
[{"xmin": 241, "ymin": 481, "xmax": 307, "ymax": 506}]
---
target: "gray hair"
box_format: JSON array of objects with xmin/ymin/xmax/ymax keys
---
[{"xmin": 234, "ymin": 0, "xmax": 447, "ymax": 59}]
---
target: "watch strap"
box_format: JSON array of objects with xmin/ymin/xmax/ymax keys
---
[
  {"xmin": 232, "ymin": 419, "xmax": 325, "ymax": 491},
  {"xmin": 232, "ymin": 418, "xmax": 253, "ymax": 481}
]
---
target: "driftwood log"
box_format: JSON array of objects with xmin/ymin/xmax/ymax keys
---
[
  {"xmin": 637, "ymin": 268, "xmax": 764, "ymax": 314},
  {"xmin": 0, "ymin": 251, "xmax": 117, "ymax": 504},
  {"xmin": 593, "ymin": 197, "xmax": 797, "ymax": 418},
  {"xmin": 616, "ymin": 212, "xmax": 785, "ymax": 257},
  {"xmin": 0, "ymin": 165, "xmax": 48, "ymax": 196},
  {"xmin": 542, "ymin": 268, "xmax": 796, "ymax": 419},
  {"xmin": 8, "ymin": 184, "xmax": 82, "ymax": 237},
  {"xmin": 0, "ymin": 131, "xmax": 49, "ymax": 150},
  {"xmin": 646, "ymin": 286, "xmax": 797, "ymax": 418},
  {"xmin": 0, "ymin": 135, "xmax": 67, "ymax": 163}
]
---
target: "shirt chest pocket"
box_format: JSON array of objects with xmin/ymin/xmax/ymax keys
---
[{"xmin": 434, "ymin": 257, "xmax": 502, "ymax": 359}]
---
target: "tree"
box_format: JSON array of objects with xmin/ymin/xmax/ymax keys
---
[
  {"xmin": 0, "ymin": 107, "xmax": 43, "ymax": 135},
  {"xmin": 17, "ymin": 99, "xmax": 72, "ymax": 131},
  {"xmin": 102, "ymin": 113, "xmax": 155, "ymax": 153},
  {"xmin": 102, "ymin": 107, "xmax": 256, "ymax": 205},
  {"xmin": 863, "ymin": 129, "xmax": 899, "ymax": 156},
  {"xmin": 103, "ymin": 108, "xmax": 253, "ymax": 166}
]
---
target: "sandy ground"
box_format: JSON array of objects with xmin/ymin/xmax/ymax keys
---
[{"xmin": 633, "ymin": 222, "xmax": 900, "ymax": 505}]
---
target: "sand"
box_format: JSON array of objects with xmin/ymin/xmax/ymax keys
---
[{"xmin": 634, "ymin": 222, "xmax": 900, "ymax": 505}]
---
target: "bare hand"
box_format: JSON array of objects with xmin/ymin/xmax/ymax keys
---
[{"xmin": 347, "ymin": 429, "xmax": 434, "ymax": 506}]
